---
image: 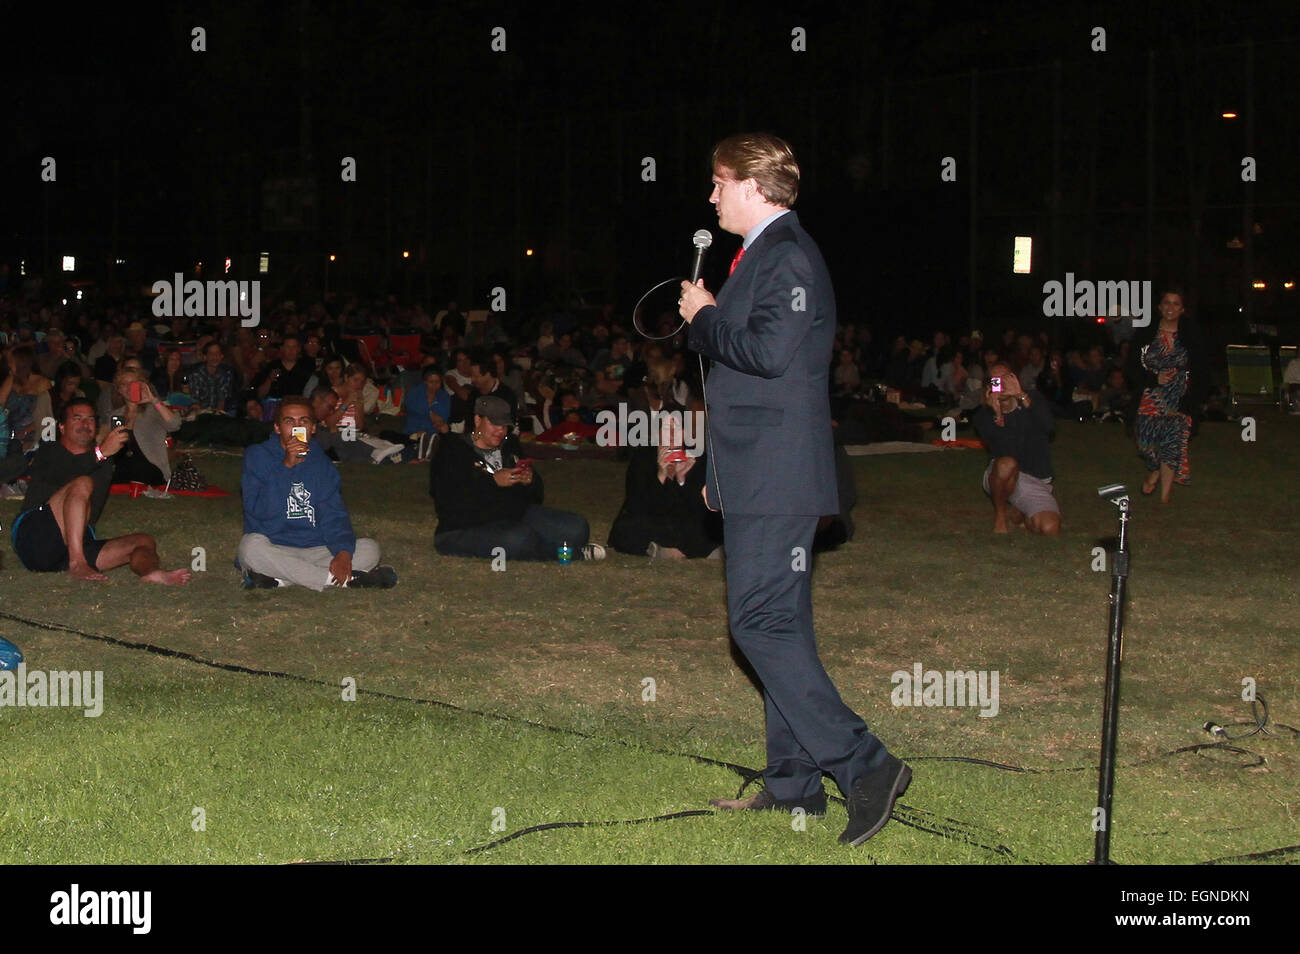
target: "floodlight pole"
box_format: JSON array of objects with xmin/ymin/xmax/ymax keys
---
[{"xmin": 1094, "ymin": 484, "xmax": 1131, "ymax": 865}]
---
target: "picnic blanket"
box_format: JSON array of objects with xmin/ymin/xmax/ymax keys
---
[
  {"xmin": 109, "ymin": 483, "xmax": 232, "ymax": 498},
  {"xmin": 842, "ymin": 439, "xmax": 984, "ymax": 456}
]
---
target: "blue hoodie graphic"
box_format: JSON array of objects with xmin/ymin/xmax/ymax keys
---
[{"xmin": 241, "ymin": 435, "xmax": 357, "ymax": 554}]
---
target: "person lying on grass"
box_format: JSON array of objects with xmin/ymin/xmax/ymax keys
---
[{"xmin": 9, "ymin": 398, "xmax": 191, "ymax": 584}]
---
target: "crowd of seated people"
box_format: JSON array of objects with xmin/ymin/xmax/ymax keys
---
[
  {"xmin": 5, "ymin": 283, "xmax": 1251, "ymax": 558},
  {"xmin": 831, "ymin": 319, "xmax": 1156, "ymax": 426}
]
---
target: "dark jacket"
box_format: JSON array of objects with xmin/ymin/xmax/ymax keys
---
[
  {"xmin": 687, "ymin": 210, "xmax": 839, "ymax": 517},
  {"xmin": 429, "ymin": 432, "xmax": 543, "ymax": 533}
]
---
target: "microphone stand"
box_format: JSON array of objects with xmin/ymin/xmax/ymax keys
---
[{"xmin": 1093, "ymin": 483, "xmax": 1131, "ymax": 865}]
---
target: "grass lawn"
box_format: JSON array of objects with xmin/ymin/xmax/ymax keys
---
[{"xmin": 0, "ymin": 411, "xmax": 1296, "ymax": 864}]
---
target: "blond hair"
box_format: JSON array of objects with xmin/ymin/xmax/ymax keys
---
[{"xmin": 711, "ymin": 133, "xmax": 800, "ymax": 207}]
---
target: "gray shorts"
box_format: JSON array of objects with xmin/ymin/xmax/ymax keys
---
[{"xmin": 983, "ymin": 461, "xmax": 1059, "ymax": 518}]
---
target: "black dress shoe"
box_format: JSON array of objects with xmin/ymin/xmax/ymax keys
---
[
  {"xmin": 710, "ymin": 787, "xmax": 828, "ymax": 817},
  {"xmin": 839, "ymin": 755, "xmax": 911, "ymax": 846}
]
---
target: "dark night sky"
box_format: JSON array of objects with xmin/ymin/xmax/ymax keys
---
[{"xmin": 5, "ymin": 0, "xmax": 1299, "ymax": 340}]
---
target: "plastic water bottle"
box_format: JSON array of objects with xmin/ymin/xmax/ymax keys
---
[{"xmin": 557, "ymin": 540, "xmax": 573, "ymax": 564}]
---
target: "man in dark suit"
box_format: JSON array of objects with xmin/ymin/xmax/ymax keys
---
[{"xmin": 679, "ymin": 132, "xmax": 910, "ymax": 846}]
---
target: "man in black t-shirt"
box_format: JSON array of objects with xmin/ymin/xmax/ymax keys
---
[
  {"xmin": 971, "ymin": 364, "xmax": 1062, "ymax": 536},
  {"xmin": 254, "ymin": 334, "xmax": 316, "ymax": 400},
  {"xmin": 10, "ymin": 399, "xmax": 192, "ymax": 584}
]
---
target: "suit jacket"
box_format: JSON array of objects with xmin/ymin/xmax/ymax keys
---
[{"xmin": 688, "ymin": 210, "xmax": 839, "ymax": 517}]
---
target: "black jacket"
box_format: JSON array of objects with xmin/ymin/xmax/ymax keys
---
[{"xmin": 428, "ymin": 432, "xmax": 543, "ymax": 533}]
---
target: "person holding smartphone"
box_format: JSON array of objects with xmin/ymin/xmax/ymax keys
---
[
  {"xmin": 107, "ymin": 369, "xmax": 180, "ymax": 486},
  {"xmin": 429, "ymin": 394, "xmax": 604, "ymax": 561},
  {"xmin": 10, "ymin": 398, "xmax": 190, "ymax": 584},
  {"xmin": 237, "ymin": 396, "xmax": 397, "ymax": 590},
  {"xmin": 971, "ymin": 364, "xmax": 1061, "ymax": 535},
  {"xmin": 608, "ymin": 404, "xmax": 720, "ymax": 560}
]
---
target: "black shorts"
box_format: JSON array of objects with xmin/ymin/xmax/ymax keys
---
[{"xmin": 10, "ymin": 504, "xmax": 108, "ymax": 573}]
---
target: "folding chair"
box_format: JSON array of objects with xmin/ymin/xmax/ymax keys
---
[
  {"xmin": 387, "ymin": 333, "xmax": 422, "ymax": 369},
  {"xmin": 343, "ymin": 334, "xmax": 384, "ymax": 373},
  {"xmin": 1226, "ymin": 345, "xmax": 1277, "ymax": 407}
]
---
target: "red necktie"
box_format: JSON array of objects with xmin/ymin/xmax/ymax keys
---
[{"xmin": 729, "ymin": 247, "xmax": 745, "ymax": 275}]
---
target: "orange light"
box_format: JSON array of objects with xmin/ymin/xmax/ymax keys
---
[
  {"xmin": 1284, "ymin": 282, "xmax": 1295, "ymax": 290},
  {"xmin": 402, "ymin": 250, "xmax": 410, "ymax": 259},
  {"xmin": 1222, "ymin": 111, "xmax": 1238, "ymax": 119},
  {"xmin": 329, "ymin": 254, "xmax": 336, "ymax": 262},
  {"xmin": 525, "ymin": 249, "xmax": 534, "ymax": 256},
  {"xmin": 1252, "ymin": 281, "xmax": 1266, "ymax": 289}
]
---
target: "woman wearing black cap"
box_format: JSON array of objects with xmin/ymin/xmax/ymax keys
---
[{"xmin": 429, "ymin": 394, "xmax": 605, "ymax": 561}]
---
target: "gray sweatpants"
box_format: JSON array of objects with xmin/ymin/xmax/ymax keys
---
[{"xmin": 238, "ymin": 533, "xmax": 381, "ymax": 591}]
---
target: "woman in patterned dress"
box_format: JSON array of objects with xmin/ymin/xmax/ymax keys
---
[{"xmin": 1125, "ymin": 290, "xmax": 1208, "ymax": 504}]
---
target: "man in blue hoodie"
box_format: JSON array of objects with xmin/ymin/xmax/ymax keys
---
[{"xmin": 237, "ymin": 395, "xmax": 397, "ymax": 590}]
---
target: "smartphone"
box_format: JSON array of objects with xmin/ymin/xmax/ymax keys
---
[
  {"xmin": 128, "ymin": 381, "xmax": 146, "ymax": 403},
  {"xmin": 110, "ymin": 415, "xmax": 126, "ymax": 430},
  {"xmin": 515, "ymin": 458, "xmax": 533, "ymax": 472},
  {"xmin": 291, "ymin": 426, "xmax": 308, "ymax": 458},
  {"xmin": 990, "ymin": 377, "xmax": 1003, "ymax": 393},
  {"xmin": 665, "ymin": 448, "xmax": 688, "ymax": 463}
]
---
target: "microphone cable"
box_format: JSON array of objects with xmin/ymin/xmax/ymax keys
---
[{"xmin": 1202, "ymin": 694, "xmax": 1299, "ymax": 742}]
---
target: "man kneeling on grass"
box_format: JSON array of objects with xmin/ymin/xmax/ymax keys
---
[
  {"xmin": 10, "ymin": 399, "xmax": 191, "ymax": 584},
  {"xmin": 237, "ymin": 395, "xmax": 397, "ymax": 589},
  {"xmin": 971, "ymin": 364, "xmax": 1062, "ymax": 536}
]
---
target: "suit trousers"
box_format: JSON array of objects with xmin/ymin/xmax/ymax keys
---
[{"xmin": 724, "ymin": 513, "xmax": 887, "ymax": 799}]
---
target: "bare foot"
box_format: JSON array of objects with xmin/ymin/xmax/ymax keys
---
[
  {"xmin": 68, "ymin": 562, "xmax": 109, "ymax": 582},
  {"xmin": 142, "ymin": 568, "xmax": 192, "ymax": 586},
  {"xmin": 1142, "ymin": 472, "xmax": 1158, "ymax": 494}
]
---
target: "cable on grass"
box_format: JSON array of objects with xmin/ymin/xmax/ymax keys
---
[
  {"xmin": 1202, "ymin": 694, "xmax": 1300, "ymax": 742},
  {"xmin": 463, "ymin": 810, "xmax": 716, "ymax": 855},
  {"xmin": 1200, "ymin": 843, "xmax": 1300, "ymax": 865},
  {"xmin": 0, "ymin": 609, "xmax": 1293, "ymax": 864}
]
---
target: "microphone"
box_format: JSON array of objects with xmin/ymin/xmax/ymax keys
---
[{"xmin": 690, "ymin": 229, "xmax": 713, "ymax": 282}]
